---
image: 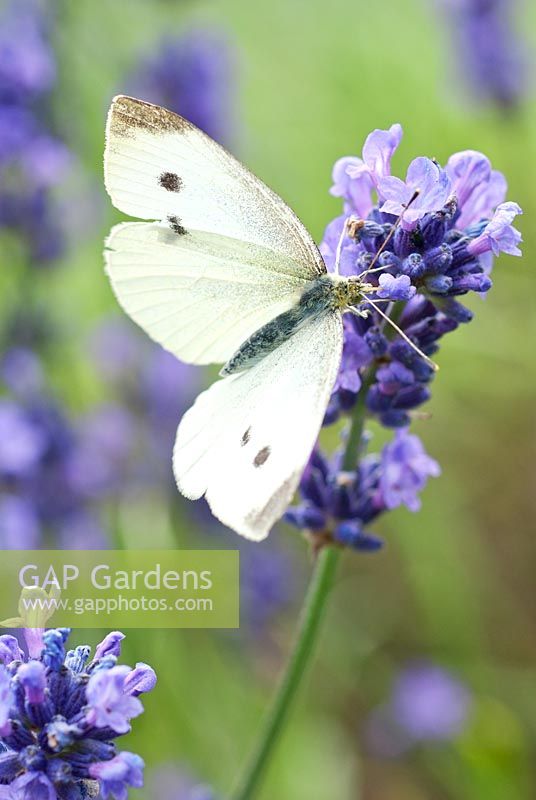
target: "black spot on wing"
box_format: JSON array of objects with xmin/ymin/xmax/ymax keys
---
[
  {"xmin": 167, "ymin": 215, "xmax": 187, "ymax": 235},
  {"xmin": 253, "ymin": 446, "xmax": 271, "ymax": 467},
  {"xmin": 158, "ymin": 171, "xmax": 183, "ymax": 192},
  {"xmin": 241, "ymin": 427, "xmax": 251, "ymax": 446}
]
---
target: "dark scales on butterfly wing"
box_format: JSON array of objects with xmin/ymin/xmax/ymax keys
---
[
  {"xmin": 253, "ymin": 446, "xmax": 271, "ymax": 467},
  {"xmin": 167, "ymin": 215, "xmax": 187, "ymax": 235},
  {"xmin": 159, "ymin": 171, "xmax": 183, "ymax": 192}
]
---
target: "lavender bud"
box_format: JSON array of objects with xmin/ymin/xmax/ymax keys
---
[
  {"xmin": 364, "ymin": 327, "xmax": 388, "ymax": 357},
  {"xmin": 424, "ymin": 275, "xmax": 453, "ymax": 294},
  {"xmin": 379, "ymin": 410, "xmax": 411, "ymax": 428},
  {"xmin": 401, "ymin": 253, "xmax": 426, "ymax": 278},
  {"xmin": 451, "ymin": 273, "xmax": 492, "ymax": 293},
  {"xmin": 18, "ymin": 661, "xmax": 46, "ymax": 705},
  {"xmin": 423, "ymin": 243, "xmax": 453, "ymax": 273}
]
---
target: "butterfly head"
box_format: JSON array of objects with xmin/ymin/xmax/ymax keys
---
[{"xmin": 331, "ymin": 275, "xmax": 374, "ymax": 310}]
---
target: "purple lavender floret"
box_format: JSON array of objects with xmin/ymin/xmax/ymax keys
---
[{"xmin": 0, "ymin": 628, "xmax": 155, "ymax": 799}]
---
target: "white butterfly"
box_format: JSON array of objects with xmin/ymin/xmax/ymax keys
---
[{"xmin": 103, "ymin": 96, "xmax": 417, "ymax": 540}]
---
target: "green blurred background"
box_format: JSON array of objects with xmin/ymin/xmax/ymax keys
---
[{"xmin": 2, "ymin": 0, "xmax": 536, "ymax": 797}]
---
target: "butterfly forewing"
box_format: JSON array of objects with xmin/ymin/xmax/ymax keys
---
[{"xmin": 105, "ymin": 95, "xmax": 326, "ymax": 279}]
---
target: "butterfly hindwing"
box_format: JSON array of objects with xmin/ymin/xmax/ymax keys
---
[
  {"xmin": 173, "ymin": 310, "xmax": 343, "ymax": 540},
  {"xmin": 105, "ymin": 222, "xmax": 307, "ymax": 365}
]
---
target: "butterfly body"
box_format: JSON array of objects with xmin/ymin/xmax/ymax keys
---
[{"xmin": 220, "ymin": 274, "xmax": 369, "ymax": 376}]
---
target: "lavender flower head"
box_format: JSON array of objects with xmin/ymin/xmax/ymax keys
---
[
  {"xmin": 366, "ymin": 663, "xmax": 472, "ymax": 757},
  {"xmin": 438, "ymin": 0, "xmax": 530, "ymax": 109},
  {"xmin": 128, "ymin": 28, "xmax": 236, "ymax": 144},
  {"xmin": 0, "ymin": 628, "xmax": 155, "ymax": 798},
  {"xmin": 288, "ymin": 123, "xmax": 522, "ymax": 550}
]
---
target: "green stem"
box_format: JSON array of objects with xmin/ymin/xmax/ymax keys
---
[
  {"xmin": 230, "ymin": 546, "xmax": 340, "ymax": 800},
  {"xmin": 229, "ymin": 386, "xmax": 371, "ymax": 800}
]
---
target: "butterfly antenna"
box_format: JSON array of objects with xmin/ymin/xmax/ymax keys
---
[
  {"xmin": 357, "ymin": 189, "xmax": 420, "ymax": 280},
  {"xmin": 363, "ymin": 295, "xmax": 439, "ymax": 371}
]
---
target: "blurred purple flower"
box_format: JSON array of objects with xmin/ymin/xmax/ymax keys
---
[
  {"xmin": 439, "ymin": 0, "xmax": 530, "ymax": 109},
  {"xmin": 0, "ymin": 401, "xmax": 47, "ymax": 477},
  {"xmin": 0, "ymin": 348, "xmax": 44, "ymax": 397},
  {"xmin": 240, "ymin": 543, "xmax": 297, "ymax": 632},
  {"xmin": 128, "ymin": 29, "xmax": 236, "ymax": 144},
  {"xmin": 0, "ymin": 1, "xmax": 55, "ymax": 100},
  {"xmin": 57, "ymin": 511, "xmax": 109, "ymax": 550},
  {"xmin": 366, "ymin": 663, "xmax": 472, "ymax": 758},
  {"xmin": 0, "ymin": 0, "xmax": 70, "ymax": 265},
  {"xmin": 0, "ymin": 495, "xmax": 40, "ymax": 548},
  {"xmin": 89, "ymin": 316, "xmax": 146, "ymax": 382},
  {"xmin": 66, "ymin": 404, "xmax": 135, "ymax": 499},
  {"xmin": 392, "ymin": 664, "xmax": 472, "ymax": 740},
  {"xmin": 148, "ymin": 765, "xmax": 217, "ymax": 800},
  {"xmin": 88, "ymin": 314, "xmax": 200, "ymax": 490}
]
